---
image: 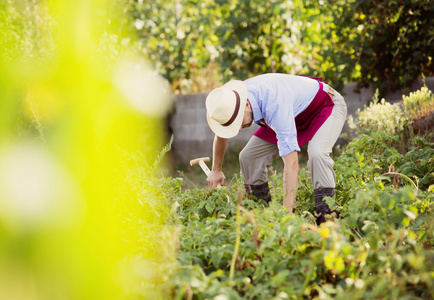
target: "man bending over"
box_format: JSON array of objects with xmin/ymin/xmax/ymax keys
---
[{"xmin": 205, "ymin": 73, "xmax": 347, "ymax": 225}]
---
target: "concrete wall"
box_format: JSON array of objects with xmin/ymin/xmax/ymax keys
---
[{"xmin": 170, "ymin": 77, "xmax": 434, "ymax": 163}]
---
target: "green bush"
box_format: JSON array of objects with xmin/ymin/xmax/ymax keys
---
[
  {"xmin": 120, "ymin": 0, "xmax": 434, "ymax": 94},
  {"xmin": 326, "ymin": 0, "xmax": 434, "ymax": 93},
  {"xmin": 397, "ymin": 137, "xmax": 434, "ymax": 190},
  {"xmin": 349, "ymin": 85, "xmax": 434, "ymax": 151},
  {"xmin": 348, "ymin": 89, "xmax": 408, "ymax": 137},
  {"xmin": 403, "ymin": 85, "xmax": 434, "ymax": 120}
]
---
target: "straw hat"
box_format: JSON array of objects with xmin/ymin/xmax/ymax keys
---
[{"xmin": 205, "ymin": 80, "xmax": 248, "ymax": 138}]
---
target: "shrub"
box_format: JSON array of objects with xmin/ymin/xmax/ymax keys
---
[
  {"xmin": 396, "ymin": 137, "xmax": 434, "ymax": 190},
  {"xmin": 403, "ymin": 85, "xmax": 434, "ymax": 139},
  {"xmin": 348, "ymin": 85, "xmax": 434, "ymax": 149},
  {"xmin": 348, "ymin": 89, "xmax": 408, "ymax": 137},
  {"xmin": 403, "ymin": 86, "xmax": 434, "ymax": 120}
]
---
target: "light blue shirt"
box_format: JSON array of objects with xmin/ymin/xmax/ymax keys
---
[{"xmin": 245, "ymin": 73, "xmax": 320, "ymax": 157}]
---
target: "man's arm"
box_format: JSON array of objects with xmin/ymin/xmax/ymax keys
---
[
  {"xmin": 282, "ymin": 151, "xmax": 299, "ymax": 212},
  {"xmin": 207, "ymin": 135, "xmax": 228, "ymax": 187}
]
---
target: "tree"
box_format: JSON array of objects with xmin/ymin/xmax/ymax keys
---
[
  {"xmin": 119, "ymin": 0, "xmax": 434, "ymax": 94},
  {"xmin": 329, "ymin": 0, "xmax": 434, "ymax": 93}
]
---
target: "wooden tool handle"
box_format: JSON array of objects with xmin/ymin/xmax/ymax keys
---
[
  {"xmin": 199, "ymin": 160, "xmax": 221, "ymax": 188},
  {"xmin": 198, "ymin": 160, "xmax": 211, "ymax": 176},
  {"xmin": 190, "ymin": 157, "xmax": 221, "ymax": 188}
]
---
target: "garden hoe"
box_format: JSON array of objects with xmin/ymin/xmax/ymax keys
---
[{"xmin": 189, "ymin": 157, "xmax": 221, "ymax": 188}]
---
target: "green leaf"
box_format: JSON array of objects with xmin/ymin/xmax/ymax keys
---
[
  {"xmin": 211, "ymin": 249, "xmax": 224, "ymax": 268},
  {"xmin": 205, "ymin": 201, "xmax": 215, "ymax": 214}
]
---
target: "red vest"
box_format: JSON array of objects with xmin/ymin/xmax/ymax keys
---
[{"xmin": 253, "ymin": 78, "xmax": 334, "ymax": 147}]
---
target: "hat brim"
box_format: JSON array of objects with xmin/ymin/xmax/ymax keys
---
[{"xmin": 206, "ymin": 80, "xmax": 248, "ymax": 139}]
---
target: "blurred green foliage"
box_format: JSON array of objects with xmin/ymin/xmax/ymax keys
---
[
  {"xmin": 0, "ymin": 0, "xmax": 56, "ymax": 64},
  {"xmin": 1, "ymin": 0, "xmax": 173, "ymax": 299},
  {"xmin": 117, "ymin": 0, "xmax": 433, "ymax": 94},
  {"xmin": 4, "ymin": 0, "xmax": 432, "ymax": 95}
]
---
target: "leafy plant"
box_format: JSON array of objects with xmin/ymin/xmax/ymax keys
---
[
  {"xmin": 166, "ymin": 176, "xmax": 434, "ymax": 299},
  {"xmin": 396, "ymin": 137, "xmax": 434, "ymax": 190},
  {"xmin": 161, "ymin": 88, "xmax": 434, "ymax": 299},
  {"xmin": 403, "ymin": 85, "xmax": 434, "ymax": 139},
  {"xmin": 348, "ymin": 89, "xmax": 408, "ymax": 137},
  {"xmin": 403, "ymin": 85, "xmax": 434, "ymax": 120}
]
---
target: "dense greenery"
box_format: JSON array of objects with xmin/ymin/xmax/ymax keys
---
[
  {"xmin": 115, "ymin": 87, "xmax": 434, "ymax": 299},
  {"xmin": 119, "ymin": 0, "xmax": 433, "ymax": 93},
  {"xmin": 119, "ymin": 0, "xmax": 300, "ymax": 93},
  {"xmin": 1, "ymin": 1, "xmax": 173, "ymax": 298},
  {"xmin": 160, "ymin": 90, "xmax": 434, "ymax": 299},
  {"xmin": 2, "ymin": 0, "xmax": 433, "ymax": 299},
  {"xmin": 334, "ymin": 0, "xmax": 434, "ymax": 93},
  {"xmin": 3, "ymin": 0, "xmax": 432, "ymax": 93}
]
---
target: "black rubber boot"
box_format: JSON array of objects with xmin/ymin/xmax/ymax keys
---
[
  {"xmin": 314, "ymin": 188, "xmax": 337, "ymax": 225},
  {"xmin": 244, "ymin": 182, "xmax": 272, "ymax": 205}
]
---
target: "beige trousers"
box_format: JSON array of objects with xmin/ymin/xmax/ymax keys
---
[{"xmin": 239, "ymin": 88, "xmax": 347, "ymax": 189}]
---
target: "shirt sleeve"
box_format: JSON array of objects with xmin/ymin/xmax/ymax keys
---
[{"xmin": 265, "ymin": 101, "xmax": 300, "ymax": 157}]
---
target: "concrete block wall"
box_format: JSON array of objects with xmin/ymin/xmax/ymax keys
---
[{"xmin": 170, "ymin": 78, "xmax": 433, "ymax": 164}]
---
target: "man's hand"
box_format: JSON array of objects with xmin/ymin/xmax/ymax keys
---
[
  {"xmin": 207, "ymin": 170, "xmax": 226, "ymax": 188},
  {"xmin": 207, "ymin": 135, "xmax": 228, "ymax": 188}
]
